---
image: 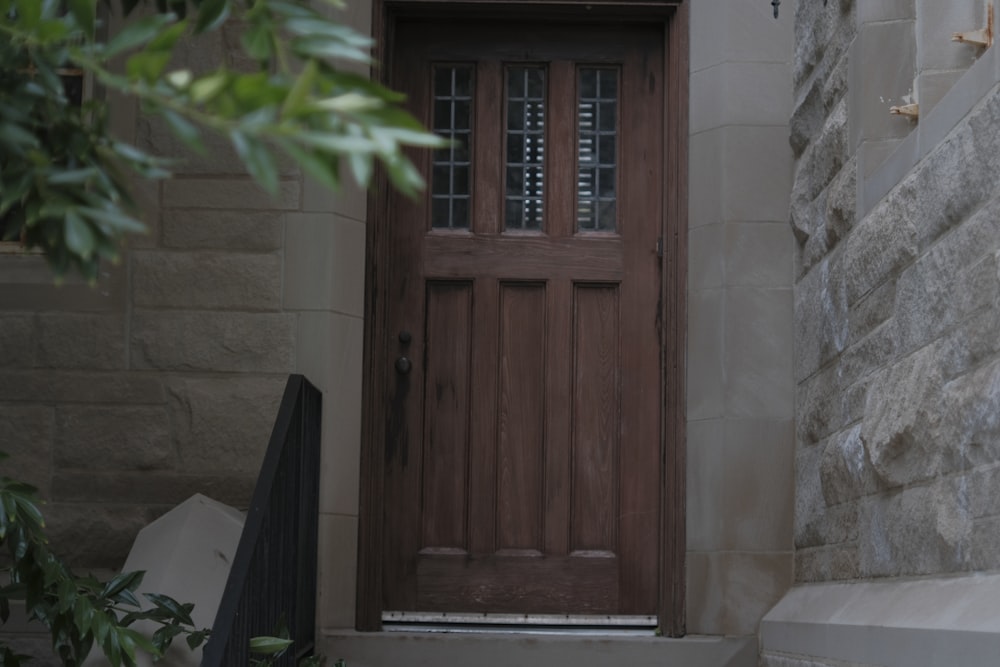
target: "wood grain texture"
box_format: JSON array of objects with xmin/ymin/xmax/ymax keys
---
[
  {"xmin": 424, "ymin": 234, "xmax": 623, "ymax": 280},
  {"xmin": 417, "ymin": 553, "xmax": 619, "ymax": 613},
  {"xmin": 496, "ymin": 283, "xmax": 546, "ymax": 551},
  {"xmin": 571, "ymin": 284, "xmax": 620, "ymax": 553},
  {"xmin": 362, "ymin": 10, "xmax": 686, "ymax": 625},
  {"xmin": 421, "ymin": 282, "xmax": 474, "ymax": 550},
  {"xmin": 661, "ymin": 2, "xmax": 689, "ymax": 637}
]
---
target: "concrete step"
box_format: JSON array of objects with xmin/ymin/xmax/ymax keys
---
[{"xmin": 320, "ymin": 630, "xmax": 756, "ymax": 667}]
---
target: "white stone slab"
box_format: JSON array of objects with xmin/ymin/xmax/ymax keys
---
[
  {"xmin": 761, "ymin": 574, "xmax": 1000, "ymax": 667},
  {"xmin": 82, "ymin": 493, "xmax": 245, "ymax": 667}
]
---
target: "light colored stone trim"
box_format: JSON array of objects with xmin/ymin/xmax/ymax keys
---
[
  {"xmin": 761, "ymin": 574, "xmax": 1000, "ymax": 666},
  {"xmin": 860, "ymin": 3, "xmax": 1000, "ymax": 216}
]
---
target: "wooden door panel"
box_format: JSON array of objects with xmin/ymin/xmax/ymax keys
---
[
  {"xmin": 496, "ymin": 282, "xmax": 546, "ymax": 552},
  {"xmin": 382, "ymin": 20, "xmax": 664, "ymax": 617},
  {"xmin": 416, "ymin": 553, "xmax": 618, "ymax": 613},
  {"xmin": 421, "ymin": 281, "xmax": 473, "ymax": 552},
  {"xmin": 423, "ymin": 235, "xmax": 624, "ymax": 280},
  {"xmin": 571, "ymin": 283, "xmax": 620, "ymax": 554}
]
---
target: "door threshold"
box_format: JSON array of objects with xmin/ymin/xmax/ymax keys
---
[{"xmin": 382, "ymin": 611, "xmax": 658, "ymax": 636}]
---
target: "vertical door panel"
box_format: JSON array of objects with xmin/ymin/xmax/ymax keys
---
[
  {"xmin": 496, "ymin": 282, "xmax": 547, "ymax": 553},
  {"xmin": 421, "ymin": 281, "xmax": 474, "ymax": 552},
  {"xmin": 570, "ymin": 283, "xmax": 620, "ymax": 554}
]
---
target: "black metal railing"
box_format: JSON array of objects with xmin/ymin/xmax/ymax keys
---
[{"xmin": 202, "ymin": 375, "xmax": 322, "ymax": 667}]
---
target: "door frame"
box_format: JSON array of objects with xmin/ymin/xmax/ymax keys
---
[{"xmin": 356, "ymin": 0, "xmax": 689, "ymax": 637}]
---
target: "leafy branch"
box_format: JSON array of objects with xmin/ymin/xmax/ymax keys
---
[
  {"xmin": 0, "ymin": 454, "xmax": 209, "ymax": 666},
  {"xmin": 0, "ymin": 0, "xmax": 443, "ymax": 280}
]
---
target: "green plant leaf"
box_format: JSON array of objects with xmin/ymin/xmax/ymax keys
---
[
  {"xmin": 186, "ymin": 628, "xmax": 209, "ymax": 650},
  {"xmin": 64, "ymin": 212, "xmax": 96, "ymax": 259},
  {"xmin": 277, "ymin": 138, "xmax": 340, "ymax": 191},
  {"xmin": 105, "ymin": 14, "xmax": 177, "ymax": 58},
  {"xmin": 249, "ymin": 636, "xmax": 294, "ymax": 655},
  {"xmin": 194, "ymin": 0, "xmax": 229, "ymax": 34},
  {"xmin": 65, "ymin": 0, "xmax": 96, "ymax": 39},
  {"xmin": 161, "ymin": 109, "xmax": 204, "ymax": 154},
  {"xmin": 230, "ymin": 130, "xmax": 278, "ymax": 194},
  {"xmin": 144, "ymin": 593, "xmax": 195, "ymax": 626},
  {"xmin": 101, "ymin": 571, "xmax": 144, "ymax": 599}
]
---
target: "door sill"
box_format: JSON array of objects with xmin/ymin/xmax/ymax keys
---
[{"xmin": 382, "ymin": 611, "xmax": 658, "ymax": 635}]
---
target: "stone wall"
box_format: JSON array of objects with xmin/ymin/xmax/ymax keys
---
[
  {"xmin": 0, "ymin": 22, "xmax": 303, "ymax": 569},
  {"xmin": 764, "ymin": 0, "xmax": 1000, "ymax": 663},
  {"xmin": 0, "ymin": 9, "xmax": 369, "ymax": 660},
  {"xmin": 792, "ymin": 0, "xmax": 1000, "ymax": 584}
]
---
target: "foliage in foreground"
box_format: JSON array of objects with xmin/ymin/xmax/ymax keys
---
[
  {"xmin": 0, "ymin": 0, "xmax": 442, "ymax": 280},
  {"xmin": 0, "ymin": 456, "xmax": 208, "ymax": 666},
  {"xmin": 0, "ymin": 459, "xmax": 330, "ymax": 666}
]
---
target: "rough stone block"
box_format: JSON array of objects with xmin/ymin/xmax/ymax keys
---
[
  {"xmin": 794, "ymin": 543, "xmax": 861, "ymax": 583},
  {"xmin": 820, "ymin": 424, "xmax": 880, "ymax": 506},
  {"xmin": 838, "ymin": 321, "xmax": 896, "ymax": 389},
  {"xmin": 894, "ymin": 94, "xmax": 1000, "ymax": 252},
  {"xmin": 131, "ymin": 311, "xmax": 296, "ymax": 372},
  {"xmin": 938, "ymin": 306, "xmax": 1000, "ymax": 382},
  {"xmin": 847, "ymin": 278, "xmax": 894, "ymax": 346},
  {"xmin": 825, "ymin": 155, "xmax": 856, "ymax": 245},
  {"xmin": 161, "ymin": 210, "xmax": 284, "ymax": 251},
  {"xmin": 55, "ymin": 405, "xmax": 174, "ymax": 471},
  {"xmin": 36, "ymin": 313, "xmax": 127, "ymax": 370},
  {"xmin": 132, "ymin": 250, "xmax": 282, "ymax": 311},
  {"xmin": 964, "ymin": 462, "xmax": 1000, "ymax": 520},
  {"xmin": 860, "ymin": 344, "xmax": 948, "ymax": 488},
  {"xmin": 0, "ymin": 313, "xmax": 36, "ymax": 368},
  {"xmin": 797, "ymin": 364, "xmax": 845, "ymax": 446},
  {"xmin": 0, "ymin": 371, "xmax": 164, "ymax": 404},
  {"xmin": 162, "ymin": 178, "xmax": 300, "ymax": 211},
  {"xmin": 166, "ymin": 375, "xmax": 285, "ymax": 473},
  {"xmin": 939, "ymin": 356, "xmax": 1000, "ymax": 463},
  {"xmin": 795, "ymin": 253, "xmax": 848, "ymax": 382},
  {"xmin": 51, "ymin": 471, "xmax": 256, "ymax": 508},
  {"xmin": 45, "ymin": 503, "xmax": 161, "ymax": 568},
  {"xmin": 841, "ymin": 200, "xmax": 918, "ymax": 305},
  {"xmin": 857, "ymin": 482, "xmax": 973, "ymax": 578},
  {"xmin": 969, "ymin": 515, "xmax": 1000, "ymax": 571},
  {"xmin": 138, "ymin": 116, "xmax": 298, "ymax": 177},
  {"xmin": 795, "ymin": 98, "xmax": 849, "ymax": 205},
  {"xmin": 0, "ymin": 405, "xmax": 54, "ymax": 495},
  {"xmin": 795, "ymin": 440, "xmax": 828, "ymax": 548}
]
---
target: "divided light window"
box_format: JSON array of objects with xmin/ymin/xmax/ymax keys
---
[
  {"xmin": 430, "ymin": 65, "xmax": 473, "ymax": 230},
  {"xmin": 576, "ymin": 67, "xmax": 618, "ymax": 232},
  {"xmin": 504, "ymin": 66, "xmax": 546, "ymax": 231}
]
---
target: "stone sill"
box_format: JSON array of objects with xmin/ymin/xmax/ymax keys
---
[
  {"xmin": 760, "ymin": 572, "xmax": 1000, "ymax": 667},
  {"xmin": 320, "ymin": 629, "xmax": 757, "ymax": 667},
  {"xmin": 859, "ymin": 36, "xmax": 1000, "ymax": 216}
]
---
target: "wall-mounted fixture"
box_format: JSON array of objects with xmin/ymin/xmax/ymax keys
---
[
  {"xmin": 890, "ymin": 103, "xmax": 920, "ymax": 120},
  {"xmin": 952, "ymin": 3, "xmax": 994, "ymax": 48}
]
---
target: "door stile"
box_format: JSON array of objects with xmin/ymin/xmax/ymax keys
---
[
  {"xmin": 547, "ymin": 61, "xmax": 576, "ymax": 241},
  {"xmin": 468, "ymin": 277, "xmax": 499, "ymax": 555},
  {"xmin": 618, "ymin": 34, "xmax": 664, "ymax": 615},
  {"xmin": 379, "ymin": 43, "xmax": 430, "ymax": 614},
  {"xmin": 473, "ymin": 60, "xmax": 502, "ymax": 236},
  {"xmin": 544, "ymin": 277, "xmax": 572, "ymax": 557},
  {"xmin": 660, "ymin": 2, "xmax": 689, "ymax": 637}
]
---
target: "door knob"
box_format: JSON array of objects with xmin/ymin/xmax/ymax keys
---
[
  {"xmin": 399, "ymin": 330, "xmax": 412, "ymax": 344},
  {"xmin": 395, "ymin": 356, "xmax": 412, "ymax": 374}
]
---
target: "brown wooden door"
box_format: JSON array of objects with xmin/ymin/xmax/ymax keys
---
[{"xmin": 380, "ymin": 20, "xmax": 664, "ymax": 617}]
